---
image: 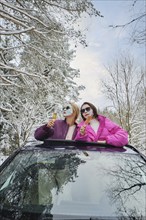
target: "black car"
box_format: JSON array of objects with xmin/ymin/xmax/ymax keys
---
[{"xmin": 0, "ymin": 140, "xmax": 145, "ymax": 220}]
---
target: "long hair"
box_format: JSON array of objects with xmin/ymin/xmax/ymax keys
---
[
  {"xmin": 80, "ymin": 102, "xmax": 98, "ymax": 120},
  {"xmin": 70, "ymin": 102, "xmax": 79, "ymax": 121}
]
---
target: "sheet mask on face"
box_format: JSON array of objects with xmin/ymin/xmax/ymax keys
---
[
  {"xmin": 81, "ymin": 105, "xmax": 94, "ymax": 118},
  {"xmin": 63, "ymin": 104, "xmax": 73, "ymax": 117},
  {"xmin": 88, "ymin": 108, "xmax": 94, "ymax": 117}
]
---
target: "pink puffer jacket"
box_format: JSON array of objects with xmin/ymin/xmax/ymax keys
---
[{"xmin": 75, "ymin": 115, "xmax": 128, "ymax": 147}]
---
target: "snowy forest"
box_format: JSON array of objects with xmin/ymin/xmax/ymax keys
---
[{"xmin": 0, "ymin": 0, "xmax": 145, "ymax": 155}]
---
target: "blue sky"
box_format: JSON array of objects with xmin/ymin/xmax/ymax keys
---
[{"xmin": 72, "ymin": 0, "xmax": 145, "ymax": 109}]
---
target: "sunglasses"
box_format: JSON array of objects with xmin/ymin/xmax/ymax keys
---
[
  {"xmin": 81, "ymin": 107, "xmax": 91, "ymax": 114},
  {"xmin": 63, "ymin": 106, "xmax": 71, "ymax": 111}
]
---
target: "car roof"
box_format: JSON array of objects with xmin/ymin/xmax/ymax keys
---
[
  {"xmin": 1, "ymin": 140, "xmax": 145, "ymax": 171},
  {"xmin": 22, "ymin": 139, "xmax": 145, "ymax": 159}
]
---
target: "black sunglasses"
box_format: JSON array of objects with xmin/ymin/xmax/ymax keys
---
[
  {"xmin": 81, "ymin": 107, "xmax": 91, "ymax": 114},
  {"xmin": 63, "ymin": 106, "xmax": 71, "ymax": 111}
]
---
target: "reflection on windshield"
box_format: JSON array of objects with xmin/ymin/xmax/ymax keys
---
[
  {"xmin": 101, "ymin": 155, "xmax": 146, "ymax": 219},
  {"xmin": 0, "ymin": 150, "xmax": 145, "ymax": 219},
  {"xmin": 0, "ymin": 150, "xmax": 85, "ymax": 218}
]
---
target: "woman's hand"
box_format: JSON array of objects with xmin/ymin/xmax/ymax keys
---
[
  {"xmin": 80, "ymin": 125, "xmax": 86, "ymax": 135},
  {"xmin": 47, "ymin": 119, "xmax": 55, "ymax": 128}
]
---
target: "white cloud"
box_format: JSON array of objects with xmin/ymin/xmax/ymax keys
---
[
  {"xmin": 71, "ymin": 1, "xmax": 144, "ymax": 110},
  {"xmin": 72, "ymin": 44, "xmax": 109, "ymax": 109}
]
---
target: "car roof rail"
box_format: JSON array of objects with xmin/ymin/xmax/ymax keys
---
[
  {"xmin": 37, "ymin": 140, "xmax": 146, "ymax": 161},
  {"xmin": 42, "ymin": 139, "xmax": 119, "ymax": 148},
  {"xmin": 125, "ymin": 144, "xmax": 146, "ymax": 162},
  {"xmin": 35, "ymin": 139, "xmax": 127, "ymax": 153}
]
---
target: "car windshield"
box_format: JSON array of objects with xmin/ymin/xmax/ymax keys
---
[{"xmin": 0, "ymin": 148, "xmax": 145, "ymax": 219}]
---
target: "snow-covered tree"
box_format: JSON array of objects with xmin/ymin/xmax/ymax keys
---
[
  {"xmin": 0, "ymin": 0, "xmax": 102, "ymax": 153},
  {"xmin": 0, "ymin": 0, "xmax": 102, "ymax": 89},
  {"xmin": 101, "ymin": 54, "xmax": 145, "ymax": 152}
]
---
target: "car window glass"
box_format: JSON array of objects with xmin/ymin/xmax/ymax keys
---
[{"xmin": 0, "ymin": 149, "xmax": 145, "ymax": 219}]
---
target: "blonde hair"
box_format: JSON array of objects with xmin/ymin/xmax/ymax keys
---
[{"xmin": 70, "ymin": 102, "xmax": 79, "ymax": 121}]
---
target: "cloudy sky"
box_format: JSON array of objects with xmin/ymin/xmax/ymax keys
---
[{"xmin": 71, "ymin": 0, "xmax": 145, "ymax": 109}]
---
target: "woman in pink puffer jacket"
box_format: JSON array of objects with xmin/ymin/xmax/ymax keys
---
[{"xmin": 75, "ymin": 102, "xmax": 128, "ymax": 147}]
